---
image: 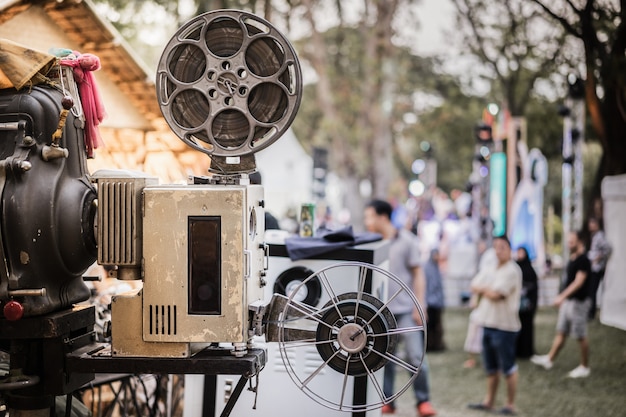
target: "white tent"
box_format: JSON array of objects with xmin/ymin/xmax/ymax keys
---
[
  {"xmin": 600, "ymin": 174, "xmax": 626, "ymax": 330},
  {"xmin": 255, "ymin": 129, "xmax": 313, "ymax": 222}
]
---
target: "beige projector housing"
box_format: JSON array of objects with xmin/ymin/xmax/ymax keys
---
[{"xmin": 95, "ymin": 172, "xmax": 266, "ymax": 357}]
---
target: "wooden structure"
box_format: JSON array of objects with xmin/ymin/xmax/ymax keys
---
[{"xmin": 0, "ymin": 0, "xmax": 210, "ymax": 182}]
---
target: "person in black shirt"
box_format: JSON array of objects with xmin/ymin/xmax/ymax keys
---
[
  {"xmin": 516, "ymin": 246, "xmax": 538, "ymax": 359},
  {"xmin": 531, "ymin": 230, "xmax": 592, "ymax": 378}
]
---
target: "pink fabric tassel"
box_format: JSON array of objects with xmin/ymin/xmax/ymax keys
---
[{"xmin": 60, "ymin": 52, "xmax": 106, "ymax": 158}]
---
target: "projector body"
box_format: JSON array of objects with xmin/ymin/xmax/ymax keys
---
[{"xmin": 96, "ymin": 174, "xmax": 267, "ymax": 357}]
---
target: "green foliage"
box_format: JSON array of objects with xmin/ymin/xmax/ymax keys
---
[
  {"xmin": 92, "ymin": 0, "xmax": 269, "ymax": 68},
  {"xmin": 92, "ymin": 0, "xmax": 181, "ymax": 68},
  {"xmin": 531, "ymin": 0, "xmax": 626, "ymax": 182},
  {"xmin": 451, "ymin": 0, "xmax": 569, "ymax": 115},
  {"xmin": 291, "ymin": 24, "xmax": 485, "ymax": 193},
  {"xmin": 398, "ymin": 88, "xmax": 486, "ymax": 193},
  {"xmin": 94, "ymin": 0, "xmax": 607, "ymax": 215}
]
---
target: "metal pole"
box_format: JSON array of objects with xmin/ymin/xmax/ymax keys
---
[
  {"xmin": 562, "ymin": 95, "xmax": 585, "ymax": 263},
  {"xmin": 572, "ymin": 99, "xmax": 585, "ymax": 232},
  {"xmin": 562, "ymin": 97, "xmax": 573, "ymax": 261},
  {"xmin": 471, "ymin": 157, "xmax": 483, "ymax": 240}
]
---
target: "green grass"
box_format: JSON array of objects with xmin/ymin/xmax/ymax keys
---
[{"xmin": 392, "ymin": 308, "xmax": 626, "ymax": 417}]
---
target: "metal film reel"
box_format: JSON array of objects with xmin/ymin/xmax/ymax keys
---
[
  {"xmin": 273, "ymin": 266, "xmax": 322, "ymax": 307},
  {"xmin": 156, "ymin": 10, "xmax": 302, "ymax": 159},
  {"xmin": 275, "ymin": 262, "xmax": 427, "ymax": 412}
]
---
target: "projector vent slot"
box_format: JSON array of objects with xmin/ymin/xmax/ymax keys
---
[
  {"xmin": 149, "ymin": 304, "xmax": 177, "ymax": 335},
  {"xmin": 94, "ymin": 173, "xmax": 157, "ymax": 270},
  {"xmin": 97, "ymin": 180, "xmax": 137, "ymax": 265}
]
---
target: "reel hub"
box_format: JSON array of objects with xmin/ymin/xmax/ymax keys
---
[{"xmin": 315, "ymin": 292, "xmax": 397, "ymax": 376}]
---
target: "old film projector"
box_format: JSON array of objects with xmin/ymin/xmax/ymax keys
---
[
  {"xmin": 99, "ymin": 9, "xmax": 303, "ymax": 358},
  {"xmin": 0, "ymin": 9, "xmax": 427, "ymax": 415},
  {"xmin": 106, "ymin": 9, "xmax": 427, "ymax": 413}
]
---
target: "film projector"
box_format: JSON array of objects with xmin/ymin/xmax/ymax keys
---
[{"xmin": 0, "ymin": 9, "xmax": 426, "ymax": 416}]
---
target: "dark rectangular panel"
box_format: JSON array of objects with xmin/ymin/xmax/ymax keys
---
[{"xmin": 188, "ymin": 216, "xmax": 221, "ymax": 315}]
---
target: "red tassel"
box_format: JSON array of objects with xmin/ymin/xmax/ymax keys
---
[{"xmin": 60, "ymin": 51, "xmax": 106, "ymax": 158}]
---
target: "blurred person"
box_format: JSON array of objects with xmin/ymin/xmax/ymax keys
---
[
  {"xmin": 462, "ymin": 244, "xmax": 497, "ymax": 368},
  {"xmin": 390, "ymin": 198, "xmax": 409, "ymax": 230},
  {"xmin": 424, "ymin": 248, "xmax": 446, "ymax": 352},
  {"xmin": 364, "ymin": 199, "xmax": 437, "ymax": 417},
  {"xmin": 431, "ymin": 188, "xmax": 454, "ymax": 221},
  {"xmin": 462, "ymin": 293, "xmax": 483, "ymax": 369},
  {"xmin": 531, "ymin": 230, "xmax": 592, "ymax": 378},
  {"xmin": 451, "ymin": 188, "xmax": 472, "ymax": 219},
  {"xmin": 467, "ymin": 236, "xmax": 522, "ymax": 415},
  {"xmin": 586, "ymin": 217, "xmax": 611, "ymax": 320},
  {"xmin": 515, "ymin": 246, "xmax": 538, "ymax": 359}
]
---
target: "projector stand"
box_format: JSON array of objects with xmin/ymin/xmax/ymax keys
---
[{"xmin": 0, "ymin": 307, "xmax": 265, "ymax": 417}]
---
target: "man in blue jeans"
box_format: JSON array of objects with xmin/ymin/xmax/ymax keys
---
[
  {"xmin": 364, "ymin": 200, "xmax": 437, "ymax": 417},
  {"xmin": 468, "ymin": 235, "xmax": 522, "ymax": 415}
]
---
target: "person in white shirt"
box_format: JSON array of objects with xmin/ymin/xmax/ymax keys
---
[{"xmin": 467, "ymin": 235, "xmax": 522, "ymax": 415}]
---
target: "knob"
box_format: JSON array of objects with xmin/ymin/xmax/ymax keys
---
[
  {"xmin": 19, "ymin": 161, "xmax": 32, "ymax": 172},
  {"xmin": 4, "ymin": 301, "xmax": 24, "ymax": 321}
]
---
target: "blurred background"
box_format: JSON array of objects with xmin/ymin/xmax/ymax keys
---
[{"xmin": 2, "ymin": 0, "xmax": 623, "ymax": 322}]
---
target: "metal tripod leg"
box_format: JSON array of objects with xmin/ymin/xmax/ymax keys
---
[{"xmin": 219, "ymin": 376, "xmax": 248, "ymax": 417}]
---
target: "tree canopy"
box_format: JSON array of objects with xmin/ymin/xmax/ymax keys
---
[
  {"xmin": 94, "ymin": 0, "xmax": 614, "ymax": 226},
  {"xmin": 530, "ymin": 0, "xmax": 626, "ymax": 192}
]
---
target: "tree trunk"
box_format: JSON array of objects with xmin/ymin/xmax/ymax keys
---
[{"xmin": 342, "ymin": 175, "xmax": 366, "ymax": 232}]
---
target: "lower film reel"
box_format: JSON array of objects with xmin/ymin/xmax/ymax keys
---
[
  {"xmin": 276, "ymin": 262, "xmax": 427, "ymax": 412},
  {"xmin": 156, "ymin": 9, "xmax": 302, "ymax": 158},
  {"xmin": 273, "ymin": 266, "xmax": 322, "ymax": 307}
]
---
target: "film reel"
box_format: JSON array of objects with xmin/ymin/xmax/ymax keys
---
[
  {"xmin": 156, "ymin": 10, "xmax": 302, "ymax": 160},
  {"xmin": 275, "ymin": 262, "xmax": 427, "ymax": 412},
  {"xmin": 273, "ymin": 266, "xmax": 322, "ymax": 307}
]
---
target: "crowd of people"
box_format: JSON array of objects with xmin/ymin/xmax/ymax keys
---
[
  {"xmin": 358, "ymin": 194, "xmax": 611, "ymax": 416},
  {"xmin": 257, "ymin": 183, "xmax": 611, "ymax": 416}
]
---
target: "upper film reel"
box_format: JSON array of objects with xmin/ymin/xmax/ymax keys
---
[{"xmin": 156, "ymin": 10, "xmax": 302, "ymax": 159}]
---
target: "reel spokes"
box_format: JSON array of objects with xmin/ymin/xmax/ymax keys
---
[
  {"xmin": 156, "ymin": 10, "xmax": 302, "ymax": 159},
  {"xmin": 271, "ymin": 262, "xmax": 427, "ymax": 412}
]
